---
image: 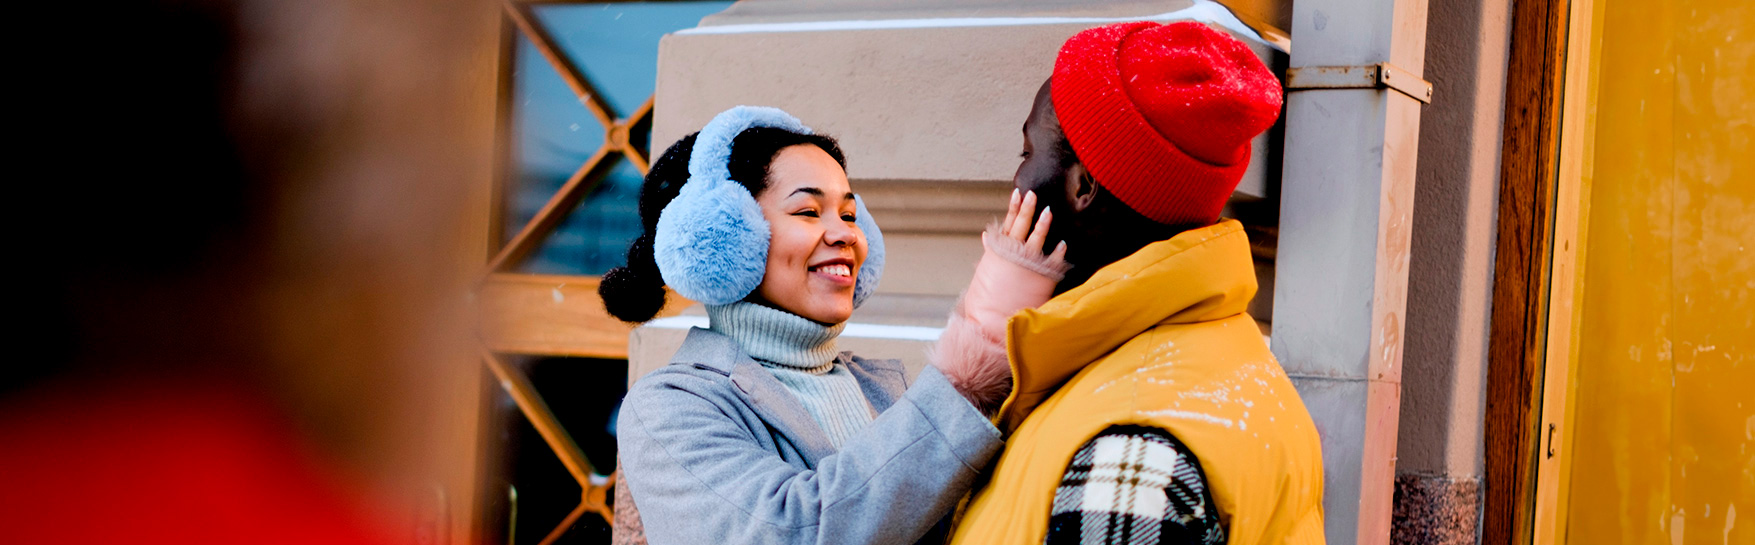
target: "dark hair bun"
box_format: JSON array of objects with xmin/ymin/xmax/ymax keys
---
[
  {"xmin": 598, "ymin": 133, "xmax": 697, "ymax": 323},
  {"xmin": 600, "ymin": 234, "xmax": 668, "ymax": 323}
]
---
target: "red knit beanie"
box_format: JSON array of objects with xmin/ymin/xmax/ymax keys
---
[{"xmin": 1051, "ymin": 21, "xmax": 1282, "ymax": 226}]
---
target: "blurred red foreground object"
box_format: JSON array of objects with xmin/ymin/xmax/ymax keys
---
[{"xmin": 0, "ymin": 380, "xmax": 393, "ymax": 545}]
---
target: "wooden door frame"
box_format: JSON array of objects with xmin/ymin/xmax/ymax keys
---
[
  {"xmin": 1483, "ymin": 0, "xmax": 1568, "ymax": 538},
  {"xmin": 1483, "ymin": 0, "xmax": 1603, "ymax": 541}
]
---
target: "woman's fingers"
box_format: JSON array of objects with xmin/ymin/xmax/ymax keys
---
[
  {"xmin": 1008, "ymin": 191, "xmax": 1038, "ymax": 241},
  {"xmin": 1026, "ymin": 206, "xmax": 1053, "ymax": 249},
  {"xmin": 1002, "ymin": 188, "xmax": 1021, "ymax": 229},
  {"xmin": 1002, "ymin": 189, "xmax": 1064, "ymax": 254}
]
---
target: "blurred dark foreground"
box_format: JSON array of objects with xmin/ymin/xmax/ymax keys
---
[{"xmin": 3, "ymin": 1, "xmax": 497, "ymax": 543}]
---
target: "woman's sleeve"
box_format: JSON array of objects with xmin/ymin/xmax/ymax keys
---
[
  {"xmin": 1043, "ymin": 426, "xmax": 1227, "ymax": 545},
  {"xmin": 618, "ymin": 365, "xmax": 1002, "ymax": 545}
]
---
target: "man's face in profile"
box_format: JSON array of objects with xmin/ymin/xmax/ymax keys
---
[{"xmin": 1012, "ymin": 80, "xmax": 1077, "ymax": 255}]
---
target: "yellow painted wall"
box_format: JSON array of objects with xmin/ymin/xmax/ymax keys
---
[{"xmin": 1563, "ymin": 0, "xmax": 1754, "ymax": 543}]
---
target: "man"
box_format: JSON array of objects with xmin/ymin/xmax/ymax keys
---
[{"xmin": 949, "ymin": 21, "xmax": 1326, "ymax": 545}]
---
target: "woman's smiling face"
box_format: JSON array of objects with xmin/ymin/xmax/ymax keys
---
[{"xmin": 752, "ymin": 144, "xmax": 866, "ymax": 324}]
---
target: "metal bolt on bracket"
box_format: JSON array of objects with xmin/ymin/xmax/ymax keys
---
[{"xmin": 1284, "ymin": 62, "xmax": 1434, "ymax": 104}]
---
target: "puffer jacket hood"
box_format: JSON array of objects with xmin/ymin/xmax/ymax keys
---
[{"xmin": 996, "ymin": 219, "xmax": 1258, "ymax": 434}]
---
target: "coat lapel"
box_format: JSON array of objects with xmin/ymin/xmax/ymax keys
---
[
  {"xmin": 729, "ymin": 363, "xmax": 837, "ymax": 464},
  {"xmin": 843, "ymin": 353, "xmax": 907, "ymax": 414},
  {"xmin": 670, "ymin": 328, "xmax": 835, "ymax": 463},
  {"xmin": 670, "ymin": 327, "xmax": 904, "ymax": 467}
]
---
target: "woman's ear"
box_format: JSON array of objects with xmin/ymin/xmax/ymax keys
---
[{"xmin": 1064, "ymin": 164, "xmax": 1098, "ymax": 213}]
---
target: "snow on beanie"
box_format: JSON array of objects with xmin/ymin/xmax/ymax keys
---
[{"xmin": 1051, "ymin": 21, "xmax": 1282, "ymax": 226}]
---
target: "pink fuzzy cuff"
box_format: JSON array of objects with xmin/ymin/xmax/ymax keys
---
[{"xmin": 930, "ymin": 301, "xmax": 1013, "ymax": 416}]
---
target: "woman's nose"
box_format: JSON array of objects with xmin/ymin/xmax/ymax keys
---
[{"xmin": 824, "ymin": 219, "xmax": 859, "ymax": 248}]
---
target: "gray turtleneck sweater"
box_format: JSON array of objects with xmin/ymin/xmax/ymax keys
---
[{"xmin": 705, "ymin": 302, "xmax": 876, "ymax": 448}]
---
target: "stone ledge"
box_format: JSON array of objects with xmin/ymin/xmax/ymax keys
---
[
  {"xmin": 653, "ymin": 1, "xmax": 1285, "ymax": 198},
  {"xmin": 858, "ymin": 179, "xmax": 1012, "ymax": 235}
]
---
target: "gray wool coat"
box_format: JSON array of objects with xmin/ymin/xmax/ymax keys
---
[{"xmin": 616, "ymin": 327, "xmax": 1003, "ymax": 545}]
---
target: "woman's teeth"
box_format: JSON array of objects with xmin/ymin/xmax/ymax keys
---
[{"xmin": 815, "ymin": 264, "xmax": 852, "ymax": 277}]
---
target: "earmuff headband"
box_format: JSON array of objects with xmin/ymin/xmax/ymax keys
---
[{"xmin": 653, "ymin": 106, "xmax": 885, "ymax": 307}]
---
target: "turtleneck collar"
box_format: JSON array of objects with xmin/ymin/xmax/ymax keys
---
[{"xmin": 706, "ymin": 302, "xmax": 845, "ymax": 372}]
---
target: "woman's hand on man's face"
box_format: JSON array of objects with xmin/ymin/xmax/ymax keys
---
[
  {"xmin": 1001, "ymin": 188, "xmax": 1069, "ymax": 261},
  {"xmin": 962, "ymin": 189, "xmax": 1071, "ymax": 336},
  {"xmin": 930, "ymin": 189, "xmax": 1074, "ymax": 410}
]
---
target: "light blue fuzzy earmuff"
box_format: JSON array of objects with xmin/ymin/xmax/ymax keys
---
[{"xmin": 653, "ymin": 106, "xmax": 886, "ymax": 307}]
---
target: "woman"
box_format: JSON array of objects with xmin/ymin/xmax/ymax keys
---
[{"xmin": 601, "ymin": 106, "xmax": 1067, "ymax": 545}]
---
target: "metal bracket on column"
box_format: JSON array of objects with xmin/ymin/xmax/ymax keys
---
[{"xmin": 1285, "ymin": 62, "xmax": 1434, "ymax": 104}]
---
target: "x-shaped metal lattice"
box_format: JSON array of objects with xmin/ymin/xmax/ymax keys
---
[{"xmin": 481, "ymin": 1, "xmax": 654, "ymax": 543}]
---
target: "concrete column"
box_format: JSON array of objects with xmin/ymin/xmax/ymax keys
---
[{"xmin": 1272, "ymin": 0, "xmax": 1428, "ymax": 543}]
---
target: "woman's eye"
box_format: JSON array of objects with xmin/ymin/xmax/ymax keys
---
[
  {"xmin": 792, "ymin": 210, "xmax": 819, "ymax": 218},
  {"xmin": 841, "ymin": 214, "xmax": 857, "ymax": 222},
  {"xmin": 1019, "ymin": 151, "xmax": 1031, "ymax": 159}
]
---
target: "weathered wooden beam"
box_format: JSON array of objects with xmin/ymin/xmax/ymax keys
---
[
  {"xmin": 1483, "ymin": 0, "xmax": 1576, "ymax": 540},
  {"xmin": 479, "ymin": 274, "xmax": 689, "ymax": 359}
]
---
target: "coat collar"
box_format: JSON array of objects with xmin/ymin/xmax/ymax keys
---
[
  {"xmin": 670, "ymin": 327, "xmax": 906, "ymax": 465},
  {"xmin": 995, "ymin": 220, "xmax": 1259, "ymax": 433}
]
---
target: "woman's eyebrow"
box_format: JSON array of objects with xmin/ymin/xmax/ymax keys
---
[{"xmin": 787, "ymin": 187, "xmax": 857, "ymax": 202}]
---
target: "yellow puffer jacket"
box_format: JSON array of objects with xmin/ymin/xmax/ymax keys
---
[{"xmin": 950, "ymin": 221, "xmax": 1326, "ymax": 545}]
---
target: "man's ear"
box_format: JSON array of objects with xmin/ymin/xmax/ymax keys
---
[{"xmin": 1064, "ymin": 164, "xmax": 1098, "ymax": 213}]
